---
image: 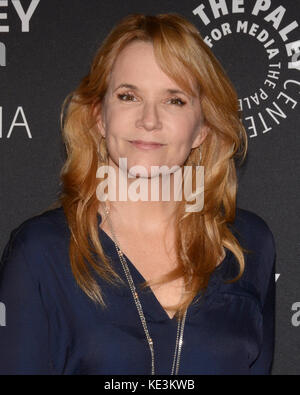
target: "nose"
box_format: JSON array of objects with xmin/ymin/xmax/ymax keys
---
[{"xmin": 135, "ymin": 101, "xmax": 163, "ymax": 131}]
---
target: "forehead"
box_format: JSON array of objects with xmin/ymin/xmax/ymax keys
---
[{"xmin": 109, "ymin": 41, "xmax": 195, "ymax": 93}]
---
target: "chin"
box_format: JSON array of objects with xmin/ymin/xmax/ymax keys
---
[
  {"xmin": 128, "ymin": 168, "xmax": 150, "ymax": 178},
  {"xmin": 131, "ymin": 166, "xmax": 179, "ymax": 179}
]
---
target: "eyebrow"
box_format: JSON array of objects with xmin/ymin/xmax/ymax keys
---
[{"xmin": 113, "ymin": 83, "xmax": 191, "ymax": 98}]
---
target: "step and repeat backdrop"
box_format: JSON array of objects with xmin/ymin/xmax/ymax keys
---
[{"xmin": 0, "ymin": 0, "xmax": 299, "ymax": 374}]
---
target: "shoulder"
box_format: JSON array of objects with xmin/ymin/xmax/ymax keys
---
[
  {"xmin": 6, "ymin": 206, "xmax": 69, "ymax": 249},
  {"xmin": 230, "ymin": 207, "xmax": 276, "ymax": 261},
  {"xmin": 224, "ymin": 207, "xmax": 276, "ymax": 307},
  {"xmin": 0, "ymin": 207, "xmax": 70, "ymax": 279}
]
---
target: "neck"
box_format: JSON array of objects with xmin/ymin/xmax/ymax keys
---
[{"xmin": 97, "ymin": 157, "xmax": 182, "ymax": 233}]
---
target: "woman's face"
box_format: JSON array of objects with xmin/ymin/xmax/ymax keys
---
[{"xmin": 97, "ymin": 40, "xmax": 208, "ymax": 177}]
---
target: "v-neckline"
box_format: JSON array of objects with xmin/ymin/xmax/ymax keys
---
[
  {"xmin": 97, "ymin": 213, "xmax": 179, "ymax": 321},
  {"xmin": 96, "ymin": 212, "xmax": 228, "ymax": 323}
]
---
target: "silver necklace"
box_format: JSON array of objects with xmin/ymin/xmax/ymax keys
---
[{"xmin": 103, "ymin": 204, "xmax": 187, "ymax": 375}]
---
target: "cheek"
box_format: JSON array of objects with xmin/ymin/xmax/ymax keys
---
[
  {"xmin": 105, "ymin": 122, "xmax": 127, "ymax": 141},
  {"xmin": 105, "ymin": 110, "xmax": 134, "ymax": 140},
  {"xmin": 172, "ymin": 127, "xmax": 197, "ymax": 150}
]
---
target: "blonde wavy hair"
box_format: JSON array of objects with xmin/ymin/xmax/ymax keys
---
[{"xmin": 49, "ymin": 13, "xmax": 249, "ymax": 320}]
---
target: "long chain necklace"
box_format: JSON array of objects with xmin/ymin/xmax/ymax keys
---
[{"xmin": 103, "ymin": 204, "xmax": 187, "ymax": 375}]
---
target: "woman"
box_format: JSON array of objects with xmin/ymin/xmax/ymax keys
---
[{"xmin": 0, "ymin": 13, "xmax": 276, "ymax": 375}]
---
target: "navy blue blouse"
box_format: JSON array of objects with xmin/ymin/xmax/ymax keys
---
[{"xmin": 0, "ymin": 206, "xmax": 276, "ymax": 375}]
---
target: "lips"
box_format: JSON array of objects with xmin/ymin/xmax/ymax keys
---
[{"xmin": 129, "ymin": 140, "xmax": 166, "ymax": 150}]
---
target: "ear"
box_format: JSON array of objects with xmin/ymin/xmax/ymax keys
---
[{"xmin": 191, "ymin": 124, "xmax": 209, "ymax": 149}]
